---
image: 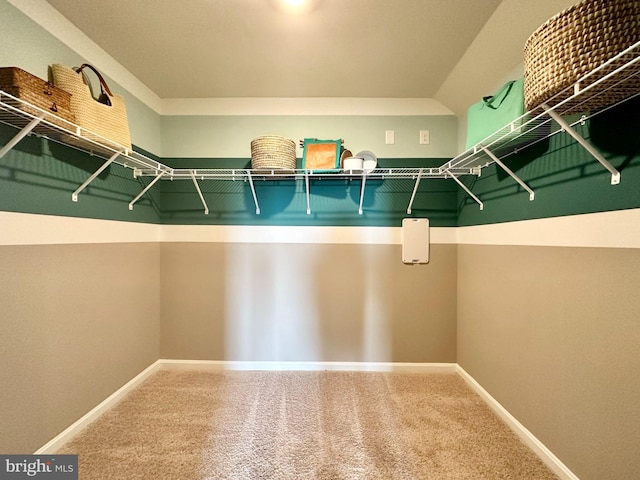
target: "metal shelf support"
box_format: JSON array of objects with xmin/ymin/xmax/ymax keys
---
[
  {"xmin": 246, "ymin": 170, "xmax": 260, "ymax": 215},
  {"xmin": 0, "ymin": 115, "xmax": 43, "ymax": 160},
  {"xmin": 190, "ymin": 169, "xmax": 209, "ymax": 215},
  {"xmin": 544, "ymin": 104, "xmax": 621, "ymax": 185},
  {"xmin": 446, "ymin": 170, "xmax": 484, "ymax": 210},
  {"xmin": 128, "ymin": 171, "xmax": 165, "ymax": 210},
  {"xmin": 407, "ymin": 168, "xmax": 424, "ymax": 214},
  {"xmin": 72, "ymin": 150, "xmax": 121, "ymax": 202},
  {"xmin": 305, "ymin": 171, "xmax": 311, "ymax": 215},
  {"xmin": 480, "ymin": 145, "xmax": 535, "ymax": 201},
  {"xmin": 358, "ymin": 174, "xmax": 367, "ymax": 215}
]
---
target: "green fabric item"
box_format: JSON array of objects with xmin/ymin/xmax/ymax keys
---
[{"xmin": 465, "ymin": 79, "xmax": 525, "ymax": 150}]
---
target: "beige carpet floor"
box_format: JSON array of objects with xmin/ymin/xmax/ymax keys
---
[{"xmin": 56, "ymin": 370, "xmax": 559, "ymax": 479}]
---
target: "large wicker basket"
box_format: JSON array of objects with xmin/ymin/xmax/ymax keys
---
[
  {"xmin": 524, "ymin": 0, "xmax": 640, "ymax": 115},
  {"xmin": 250, "ymin": 135, "xmax": 296, "ymax": 170}
]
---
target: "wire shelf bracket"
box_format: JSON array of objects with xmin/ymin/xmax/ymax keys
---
[
  {"xmin": 129, "ymin": 171, "xmax": 165, "ymax": 210},
  {"xmin": 479, "ymin": 145, "xmax": 535, "ymax": 200},
  {"xmin": 305, "ymin": 170, "xmax": 311, "ymax": 215},
  {"xmin": 446, "ymin": 170, "xmax": 484, "ymax": 210},
  {"xmin": 190, "ymin": 169, "xmax": 209, "ymax": 215},
  {"xmin": 0, "ymin": 114, "xmax": 43, "ymax": 160},
  {"xmin": 543, "ymin": 105, "xmax": 620, "ymax": 185},
  {"xmin": 407, "ymin": 168, "xmax": 424, "ymax": 214},
  {"xmin": 246, "ymin": 170, "xmax": 260, "ymax": 215},
  {"xmin": 358, "ymin": 174, "xmax": 367, "ymax": 215},
  {"xmin": 72, "ymin": 150, "xmax": 121, "ymax": 202}
]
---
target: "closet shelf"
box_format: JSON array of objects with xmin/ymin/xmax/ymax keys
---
[
  {"xmin": 134, "ymin": 167, "xmax": 474, "ymax": 181},
  {"xmin": 0, "ymin": 39, "xmax": 638, "ymax": 216}
]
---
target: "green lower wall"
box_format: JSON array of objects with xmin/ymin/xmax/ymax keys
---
[
  {"xmin": 0, "ymin": 125, "xmax": 161, "ymax": 223},
  {"xmin": 0, "ymin": 127, "xmax": 457, "ymax": 226},
  {"xmin": 160, "ymin": 157, "xmax": 457, "ymax": 227},
  {"xmin": 2, "ymin": 101, "xmax": 639, "ymax": 227},
  {"xmin": 0, "ymin": 119, "xmax": 458, "ymax": 226}
]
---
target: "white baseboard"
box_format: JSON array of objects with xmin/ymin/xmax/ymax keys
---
[
  {"xmin": 34, "ymin": 360, "xmax": 162, "ymax": 454},
  {"xmin": 455, "ymin": 365, "xmax": 580, "ymax": 480},
  {"xmin": 158, "ymin": 359, "xmax": 457, "ymax": 373}
]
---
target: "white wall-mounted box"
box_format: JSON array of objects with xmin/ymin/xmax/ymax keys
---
[{"xmin": 402, "ymin": 218, "xmax": 430, "ymax": 264}]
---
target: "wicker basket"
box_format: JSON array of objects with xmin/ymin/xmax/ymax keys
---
[
  {"xmin": 250, "ymin": 135, "xmax": 296, "ymax": 170},
  {"xmin": 0, "ymin": 67, "xmax": 75, "ymax": 130},
  {"xmin": 51, "ymin": 63, "xmax": 132, "ymax": 150},
  {"xmin": 524, "ymin": 0, "xmax": 640, "ymax": 115}
]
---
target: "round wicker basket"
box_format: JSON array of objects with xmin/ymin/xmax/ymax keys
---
[
  {"xmin": 524, "ymin": 0, "xmax": 640, "ymax": 114},
  {"xmin": 250, "ymin": 135, "xmax": 296, "ymax": 170}
]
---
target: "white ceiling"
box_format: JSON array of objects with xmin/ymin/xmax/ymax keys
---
[{"xmin": 44, "ymin": 0, "xmax": 502, "ymax": 99}]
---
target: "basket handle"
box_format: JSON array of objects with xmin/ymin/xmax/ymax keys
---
[{"xmin": 75, "ymin": 63, "xmax": 114, "ymax": 106}]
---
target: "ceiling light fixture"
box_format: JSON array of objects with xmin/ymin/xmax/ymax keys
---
[{"xmin": 272, "ymin": 0, "xmax": 319, "ymax": 14}]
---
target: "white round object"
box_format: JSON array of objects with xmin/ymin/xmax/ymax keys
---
[
  {"xmin": 356, "ymin": 150, "xmax": 377, "ymax": 173},
  {"xmin": 343, "ymin": 157, "xmax": 363, "ymax": 172}
]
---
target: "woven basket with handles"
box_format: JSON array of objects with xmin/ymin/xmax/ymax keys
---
[
  {"xmin": 51, "ymin": 63, "xmax": 132, "ymax": 150},
  {"xmin": 524, "ymin": 0, "xmax": 640, "ymax": 115},
  {"xmin": 250, "ymin": 135, "xmax": 296, "ymax": 170}
]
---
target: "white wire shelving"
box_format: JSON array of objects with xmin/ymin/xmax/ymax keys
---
[
  {"xmin": 0, "ymin": 90, "xmax": 479, "ymax": 215},
  {"xmin": 0, "ymin": 89, "xmax": 173, "ymax": 210},
  {"xmin": 441, "ymin": 40, "xmax": 640, "ymax": 196},
  {"xmin": 1, "ymin": 39, "xmax": 638, "ymax": 216}
]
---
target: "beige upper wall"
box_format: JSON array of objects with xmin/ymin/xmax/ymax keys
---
[
  {"xmin": 0, "ymin": 242, "xmax": 161, "ymax": 453},
  {"xmin": 457, "ymin": 244, "xmax": 640, "ymax": 480},
  {"xmin": 160, "ymin": 243, "xmax": 457, "ymax": 364}
]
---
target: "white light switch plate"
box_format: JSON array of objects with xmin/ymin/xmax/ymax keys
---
[{"xmin": 385, "ymin": 130, "xmax": 395, "ymax": 145}]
